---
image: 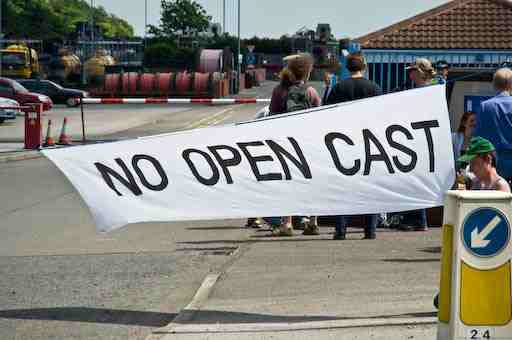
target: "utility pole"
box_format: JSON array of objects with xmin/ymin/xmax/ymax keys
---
[
  {"xmin": 145, "ymin": 0, "xmax": 148, "ymax": 48},
  {"xmin": 223, "ymin": 0, "xmax": 226, "ymax": 35},
  {"xmin": 0, "ymin": 0, "xmax": 3, "ymax": 77},
  {"xmin": 237, "ymin": 0, "xmax": 241, "ymax": 94},
  {"xmin": 90, "ymin": 0, "xmax": 95, "ymax": 58}
]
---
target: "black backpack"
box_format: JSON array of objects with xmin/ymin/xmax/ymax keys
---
[{"xmin": 286, "ymin": 83, "xmax": 312, "ymax": 112}]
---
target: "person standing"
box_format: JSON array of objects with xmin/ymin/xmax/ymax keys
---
[
  {"xmin": 268, "ymin": 53, "xmax": 321, "ymax": 237},
  {"xmin": 452, "ymin": 111, "xmax": 476, "ymax": 169},
  {"xmin": 325, "ymin": 51, "xmax": 381, "ymax": 240},
  {"xmin": 458, "ymin": 137, "xmax": 511, "ymax": 192},
  {"xmin": 474, "ymin": 68, "xmax": 512, "ymax": 182},
  {"xmin": 394, "ymin": 58, "xmax": 437, "ymax": 232}
]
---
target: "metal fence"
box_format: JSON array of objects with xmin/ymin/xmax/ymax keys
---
[
  {"xmin": 73, "ymin": 40, "xmax": 144, "ymax": 65},
  {"xmin": 363, "ymin": 49, "xmax": 512, "ymax": 93}
]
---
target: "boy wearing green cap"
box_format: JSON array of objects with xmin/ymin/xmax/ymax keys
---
[{"xmin": 458, "ymin": 136, "xmax": 510, "ymax": 192}]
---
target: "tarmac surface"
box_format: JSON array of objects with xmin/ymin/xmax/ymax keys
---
[{"xmin": 0, "ymin": 81, "xmax": 443, "ymax": 339}]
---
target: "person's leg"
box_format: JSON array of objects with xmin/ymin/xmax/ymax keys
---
[
  {"xmin": 364, "ymin": 214, "xmax": 378, "ymax": 239},
  {"xmin": 273, "ymin": 216, "xmax": 293, "ymax": 236},
  {"xmin": 414, "ymin": 209, "xmax": 428, "ymax": 231},
  {"xmin": 303, "ymin": 216, "xmax": 320, "ymax": 235},
  {"xmin": 334, "ymin": 215, "xmax": 347, "ymax": 240}
]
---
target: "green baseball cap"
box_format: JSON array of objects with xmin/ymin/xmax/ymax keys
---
[{"xmin": 458, "ymin": 137, "xmax": 496, "ymax": 162}]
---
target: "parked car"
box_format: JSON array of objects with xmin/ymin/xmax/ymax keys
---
[
  {"xmin": 0, "ymin": 77, "xmax": 52, "ymax": 111},
  {"xmin": 17, "ymin": 79, "xmax": 87, "ymax": 107},
  {"xmin": 0, "ymin": 97, "xmax": 20, "ymax": 124}
]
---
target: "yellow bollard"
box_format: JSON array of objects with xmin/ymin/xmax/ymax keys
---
[{"xmin": 438, "ymin": 190, "xmax": 512, "ymax": 340}]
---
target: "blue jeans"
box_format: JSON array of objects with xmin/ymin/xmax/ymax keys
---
[{"xmin": 335, "ymin": 214, "xmax": 378, "ymax": 236}]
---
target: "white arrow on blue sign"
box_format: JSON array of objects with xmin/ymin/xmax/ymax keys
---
[{"xmin": 462, "ymin": 208, "xmax": 510, "ymax": 258}]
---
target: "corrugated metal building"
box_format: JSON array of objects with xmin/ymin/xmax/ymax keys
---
[{"xmin": 354, "ymin": 0, "xmax": 512, "ymax": 128}]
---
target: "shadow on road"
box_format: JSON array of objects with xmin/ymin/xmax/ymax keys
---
[
  {"xmin": 382, "ymin": 258, "xmax": 440, "ymax": 263},
  {"xmin": 178, "ymin": 310, "xmax": 437, "ymax": 324},
  {"xmin": 186, "ymin": 226, "xmax": 245, "ymax": 231},
  {"xmin": 0, "ymin": 307, "xmax": 177, "ymax": 327}
]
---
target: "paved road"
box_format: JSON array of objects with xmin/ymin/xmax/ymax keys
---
[
  {"xmin": 0, "ymin": 94, "xmax": 267, "ymax": 339},
  {"xmin": 0, "ymin": 81, "xmax": 445, "ymax": 340}
]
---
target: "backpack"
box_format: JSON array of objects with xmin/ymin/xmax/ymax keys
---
[{"xmin": 285, "ymin": 83, "xmax": 311, "ymax": 113}]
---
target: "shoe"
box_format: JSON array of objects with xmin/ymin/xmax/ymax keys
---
[
  {"xmin": 413, "ymin": 226, "xmax": 428, "ymax": 232},
  {"xmin": 397, "ymin": 225, "xmax": 413, "ymax": 232},
  {"xmin": 272, "ymin": 223, "xmax": 293, "ymax": 237},
  {"xmin": 303, "ymin": 223, "xmax": 320, "ymax": 236},
  {"xmin": 294, "ymin": 217, "xmax": 309, "ymax": 230},
  {"xmin": 364, "ymin": 232, "xmax": 376, "ymax": 240},
  {"xmin": 333, "ymin": 233, "xmax": 346, "ymax": 240},
  {"xmin": 246, "ymin": 218, "xmax": 263, "ymax": 229},
  {"xmin": 433, "ymin": 293, "xmax": 439, "ymax": 309}
]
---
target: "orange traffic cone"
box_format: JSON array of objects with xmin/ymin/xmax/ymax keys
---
[
  {"xmin": 58, "ymin": 117, "xmax": 72, "ymax": 145},
  {"xmin": 43, "ymin": 119, "xmax": 55, "ymax": 147}
]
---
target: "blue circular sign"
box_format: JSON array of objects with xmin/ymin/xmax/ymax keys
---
[{"xmin": 462, "ymin": 208, "xmax": 510, "ymax": 258}]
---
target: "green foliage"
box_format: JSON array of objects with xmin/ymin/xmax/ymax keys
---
[
  {"xmin": 244, "ymin": 36, "xmax": 292, "ymax": 54},
  {"xmin": 144, "ymin": 40, "xmax": 196, "ymax": 69},
  {"xmin": 150, "ymin": 0, "xmax": 211, "ymax": 38},
  {"xmin": 2, "ymin": 0, "xmax": 134, "ymax": 40}
]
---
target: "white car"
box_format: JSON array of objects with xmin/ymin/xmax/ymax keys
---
[{"xmin": 0, "ymin": 97, "xmax": 20, "ymax": 124}]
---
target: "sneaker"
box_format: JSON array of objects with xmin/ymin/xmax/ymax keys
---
[
  {"xmin": 246, "ymin": 218, "xmax": 263, "ymax": 229},
  {"xmin": 303, "ymin": 223, "xmax": 320, "ymax": 236},
  {"xmin": 364, "ymin": 232, "xmax": 376, "ymax": 240},
  {"xmin": 294, "ymin": 217, "xmax": 309, "ymax": 230},
  {"xmin": 272, "ymin": 223, "xmax": 293, "ymax": 237},
  {"xmin": 333, "ymin": 233, "xmax": 346, "ymax": 240},
  {"xmin": 397, "ymin": 225, "xmax": 413, "ymax": 232}
]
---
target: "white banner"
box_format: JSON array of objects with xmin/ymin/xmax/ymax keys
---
[{"xmin": 43, "ymin": 86, "xmax": 455, "ymax": 232}]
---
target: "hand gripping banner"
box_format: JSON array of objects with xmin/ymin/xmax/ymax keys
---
[{"xmin": 43, "ymin": 86, "xmax": 455, "ymax": 232}]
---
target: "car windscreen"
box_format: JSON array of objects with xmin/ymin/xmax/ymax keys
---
[
  {"xmin": 11, "ymin": 81, "xmax": 29, "ymax": 93},
  {"xmin": 49, "ymin": 81, "xmax": 63, "ymax": 90},
  {"xmin": 1, "ymin": 52, "xmax": 26, "ymax": 65}
]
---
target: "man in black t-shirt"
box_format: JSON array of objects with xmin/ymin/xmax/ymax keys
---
[
  {"xmin": 325, "ymin": 54, "xmax": 381, "ymax": 105},
  {"xmin": 325, "ymin": 52, "xmax": 382, "ymax": 240}
]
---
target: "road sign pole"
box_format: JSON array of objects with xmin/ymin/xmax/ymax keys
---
[{"xmin": 438, "ymin": 190, "xmax": 512, "ymax": 340}]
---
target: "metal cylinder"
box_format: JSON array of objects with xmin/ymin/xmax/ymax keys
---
[
  {"xmin": 156, "ymin": 73, "xmax": 172, "ymax": 96},
  {"xmin": 176, "ymin": 72, "xmax": 191, "ymax": 94},
  {"xmin": 140, "ymin": 73, "xmax": 156, "ymax": 95},
  {"xmin": 122, "ymin": 72, "xmax": 139, "ymax": 96},
  {"xmin": 105, "ymin": 73, "xmax": 120, "ymax": 95},
  {"xmin": 198, "ymin": 50, "xmax": 224, "ymax": 73},
  {"xmin": 194, "ymin": 72, "xmax": 209, "ymax": 94}
]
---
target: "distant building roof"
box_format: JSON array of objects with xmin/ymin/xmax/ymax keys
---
[{"xmin": 356, "ymin": 0, "xmax": 512, "ymax": 50}]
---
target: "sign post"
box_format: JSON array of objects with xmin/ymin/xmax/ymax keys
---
[{"xmin": 438, "ymin": 190, "xmax": 512, "ymax": 340}]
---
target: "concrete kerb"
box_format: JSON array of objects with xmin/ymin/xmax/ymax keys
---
[
  {"xmin": 154, "ymin": 316, "xmax": 437, "ymax": 336},
  {"xmin": 0, "ymin": 150, "xmax": 42, "ymax": 163}
]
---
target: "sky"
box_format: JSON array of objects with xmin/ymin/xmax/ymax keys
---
[{"xmin": 93, "ymin": 0, "xmax": 450, "ymax": 39}]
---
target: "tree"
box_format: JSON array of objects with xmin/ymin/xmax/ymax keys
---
[
  {"xmin": 149, "ymin": 0, "xmax": 211, "ymax": 38},
  {"xmin": 2, "ymin": 0, "xmax": 134, "ymax": 41}
]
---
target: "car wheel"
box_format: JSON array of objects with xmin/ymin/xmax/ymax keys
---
[{"xmin": 66, "ymin": 98, "xmax": 78, "ymax": 107}]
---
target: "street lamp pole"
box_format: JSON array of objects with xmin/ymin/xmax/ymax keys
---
[
  {"xmin": 223, "ymin": 0, "xmax": 226, "ymax": 34},
  {"xmin": 90, "ymin": 0, "xmax": 94, "ymax": 57},
  {"xmin": 144, "ymin": 0, "xmax": 148, "ymax": 48},
  {"xmin": 237, "ymin": 0, "xmax": 241, "ymax": 94},
  {"xmin": 0, "ymin": 0, "xmax": 3, "ymax": 77}
]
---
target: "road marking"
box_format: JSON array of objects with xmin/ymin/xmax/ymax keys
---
[
  {"xmin": 148, "ymin": 274, "xmax": 221, "ymax": 340},
  {"xmin": 204, "ymin": 114, "xmax": 233, "ymax": 127},
  {"xmin": 185, "ymin": 108, "xmax": 234, "ymax": 130}
]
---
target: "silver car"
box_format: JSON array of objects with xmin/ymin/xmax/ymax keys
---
[{"xmin": 0, "ymin": 97, "xmax": 20, "ymax": 124}]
